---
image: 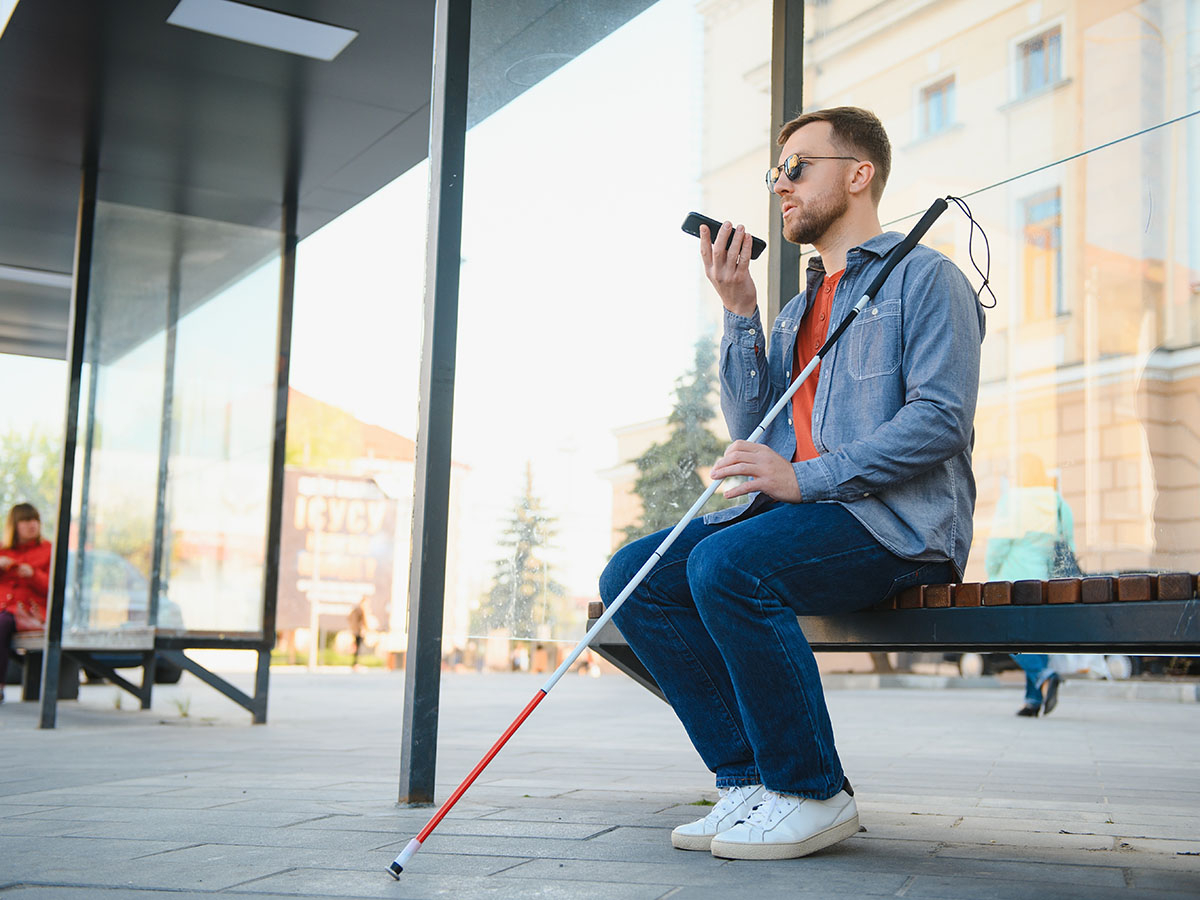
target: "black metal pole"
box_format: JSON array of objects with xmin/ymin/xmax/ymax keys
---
[
  {"xmin": 257, "ymin": 194, "xmax": 299, "ymax": 725},
  {"xmin": 143, "ymin": 225, "xmax": 183, "ymax": 709},
  {"xmin": 40, "ymin": 164, "xmax": 98, "ymax": 729},
  {"xmin": 399, "ymin": 0, "xmax": 471, "ymax": 806},
  {"xmin": 767, "ymin": 0, "xmax": 805, "ymax": 325}
]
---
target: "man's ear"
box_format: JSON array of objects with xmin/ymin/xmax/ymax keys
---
[{"xmin": 847, "ymin": 160, "xmax": 875, "ymax": 198}]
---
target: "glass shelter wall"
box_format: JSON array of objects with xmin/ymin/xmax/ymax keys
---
[
  {"xmin": 64, "ymin": 200, "xmax": 282, "ymax": 643},
  {"xmin": 797, "ymin": 0, "xmax": 1200, "ymax": 579},
  {"xmin": 442, "ymin": 0, "xmax": 772, "ymax": 667}
]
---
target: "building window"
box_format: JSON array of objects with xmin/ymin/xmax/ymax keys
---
[
  {"xmin": 919, "ymin": 76, "xmax": 956, "ymax": 137},
  {"xmin": 1017, "ymin": 26, "xmax": 1062, "ymax": 97},
  {"xmin": 1022, "ymin": 188, "xmax": 1064, "ymax": 320}
]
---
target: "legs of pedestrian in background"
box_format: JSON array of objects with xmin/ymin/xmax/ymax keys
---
[{"xmin": 1012, "ymin": 653, "xmax": 1060, "ymax": 717}]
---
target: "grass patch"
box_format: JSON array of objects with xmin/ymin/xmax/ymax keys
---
[{"xmin": 688, "ymin": 798, "xmax": 716, "ymax": 806}]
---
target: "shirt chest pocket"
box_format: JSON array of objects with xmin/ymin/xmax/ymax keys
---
[
  {"xmin": 848, "ymin": 298, "xmax": 902, "ymax": 380},
  {"xmin": 769, "ymin": 316, "xmax": 799, "ymax": 371}
]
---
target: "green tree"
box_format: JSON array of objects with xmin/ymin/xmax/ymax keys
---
[
  {"xmin": 285, "ymin": 399, "xmax": 361, "ymax": 470},
  {"xmin": 623, "ymin": 337, "xmax": 733, "ymax": 543},
  {"xmin": 0, "ymin": 427, "xmax": 62, "ymax": 538},
  {"xmin": 471, "ymin": 463, "xmax": 566, "ymax": 639}
]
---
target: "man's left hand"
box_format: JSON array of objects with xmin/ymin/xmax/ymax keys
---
[{"xmin": 711, "ymin": 440, "xmax": 802, "ymax": 503}]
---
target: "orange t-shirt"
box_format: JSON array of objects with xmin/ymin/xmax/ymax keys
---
[{"xmin": 792, "ymin": 269, "xmax": 844, "ymax": 462}]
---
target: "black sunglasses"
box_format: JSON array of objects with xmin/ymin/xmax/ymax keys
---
[{"xmin": 765, "ymin": 154, "xmax": 861, "ymax": 191}]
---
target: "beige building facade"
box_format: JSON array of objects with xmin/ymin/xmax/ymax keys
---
[{"xmin": 610, "ymin": 0, "xmax": 1199, "ymax": 582}]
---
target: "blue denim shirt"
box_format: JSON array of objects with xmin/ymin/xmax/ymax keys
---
[{"xmin": 706, "ymin": 231, "xmax": 986, "ymax": 578}]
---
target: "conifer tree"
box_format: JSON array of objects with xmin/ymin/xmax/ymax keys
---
[
  {"xmin": 472, "ymin": 463, "xmax": 566, "ymax": 638},
  {"xmin": 623, "ymin": 337, "xmax": 733, "ymax": 543}
]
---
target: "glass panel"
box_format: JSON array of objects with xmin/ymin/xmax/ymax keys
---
[
  {"xmin": 66, "ymin": 201, "xmax": 281, "ymax": 642},
  {"xmin": 163, "ymin": 250, "xmax": 282, "ymax": 635},
  {"xmin": 0, "ymin": 355, "xmax": 67, "ymax": 543},
  {"xmin": 442, "ymin": 0, "xmax": 766, "ymax": 669},
  {"xmin": 285, "ymin": 164, "xmax": 430, "ymax": 664},
  {"xmin": 801, "ymin": 0, "xmax": 1200, "ymax": 579}
]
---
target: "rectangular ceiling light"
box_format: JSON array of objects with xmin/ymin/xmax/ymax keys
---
[{"xmin": 167, "ymin": 0, "xmax": 357, "ymax": 61}]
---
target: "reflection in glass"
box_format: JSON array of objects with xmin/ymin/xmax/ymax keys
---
[
  {"xmin": 800, "ymin": 0, "xmax": 1200, "ymax": 579},
  {"xmin": 1018, "ymin": 25, "xmax": 1063, "ymax": 97},
  {"xmin": 66, "ymin": 201, "xmax": 281, "ymax": 641},
  {"xmin": 443, "ymin": 0, "xmax": 763, "ymax": 669}
]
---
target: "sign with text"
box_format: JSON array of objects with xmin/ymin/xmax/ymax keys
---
[{"xmin": 277, "ymin": 469, "xmax": 398, "ymax": 631}]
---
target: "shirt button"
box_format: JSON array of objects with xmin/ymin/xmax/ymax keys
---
[
  {"xmin": 750, "ymin": 370, "xmax": 756, "ymax": 377},
  {"xmin": 819, "ymin": 313, "xmax": 825, "ymax": 321},
  {"xmin": 748, "ymin": 328, "xmax": 756, "ymax": 335}
]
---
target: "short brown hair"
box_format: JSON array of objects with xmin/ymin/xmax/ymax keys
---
[{"xmin": 777, "ymin": 107, "xmax": 891, "ymax": 203}]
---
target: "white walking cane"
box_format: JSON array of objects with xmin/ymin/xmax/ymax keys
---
[{"xmin": 388, "ymin": 196, "xmax": 950, "ymax": 878}]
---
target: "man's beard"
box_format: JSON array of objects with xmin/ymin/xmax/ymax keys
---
[{"xmin": 782, "ymin": 189, "xmax": 849, "ymax": 245}]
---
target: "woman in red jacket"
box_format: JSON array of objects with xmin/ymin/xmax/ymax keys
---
[{"xmin": 0, "ymin": 503, "xmax": 52, "ymax": 703}]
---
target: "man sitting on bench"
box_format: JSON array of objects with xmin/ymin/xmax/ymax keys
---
[{"xmin": 600, "ymin": 107, "xmax": 985, "ymax": 860}]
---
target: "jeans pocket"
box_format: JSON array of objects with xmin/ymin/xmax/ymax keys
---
[{"xmin": 885, "ymin": 561, "xmax": 953, "ymax": 600}]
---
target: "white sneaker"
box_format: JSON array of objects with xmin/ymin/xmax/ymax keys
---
[
  {"xmin": 671, "ymin": 784, "xmax": 765, "ymax": 851},
  {"xmin": 709, "ymin": 788, "xmax": 859, "ymax": 860}
]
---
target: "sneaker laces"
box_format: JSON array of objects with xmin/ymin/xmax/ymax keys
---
[
  {"xmin": 704, "ymin": 784, "xmax": 758, "ymax": 825},
  {"xmin": 743, "ymin": 790, "xmax": 798, "ymax": 828}
]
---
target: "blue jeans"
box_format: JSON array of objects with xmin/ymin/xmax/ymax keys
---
[
  {"xmin": 601, "ymin": 501, "xmax": 955, "ymax": 800},
  {"xmin": 1012, "ymin": 654, "xmax": 1052, "ymax": 707}
]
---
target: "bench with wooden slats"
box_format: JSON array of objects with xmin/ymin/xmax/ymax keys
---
[
  {"xmin": 10, "ymin": 630, "xmax": 73, "ymax": 701},
  {"xmin": 585, "ymin": 573, "xmax": 1200, "ymax": 699},
  {"xmin": 8, "ymin": 626, "xmax": 154, "ymax": 702}
]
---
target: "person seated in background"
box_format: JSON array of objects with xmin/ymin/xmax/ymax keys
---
[{"xmin": 0, "ymin": 503, "xmax": 52, "ymax": 703}]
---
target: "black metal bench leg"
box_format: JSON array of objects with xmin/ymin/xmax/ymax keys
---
[
  {"xmin": 139, "ymin": 651, "xmax": 155, "ymax": 709},
  {"xmin": 21, "ymin": 650, "xmax": 42, "ymax": 702}
]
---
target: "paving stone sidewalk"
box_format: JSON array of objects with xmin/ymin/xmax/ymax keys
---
[{"xmin": 1, "ymin": 667, "xmax": 1198, "ymax": 899}]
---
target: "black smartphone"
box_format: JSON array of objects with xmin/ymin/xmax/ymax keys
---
[{"xmin": 681, "ymin": 212, "xmax": 766, "ymax": 260}]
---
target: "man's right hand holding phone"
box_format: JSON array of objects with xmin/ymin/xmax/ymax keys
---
[{"xmin": 699, "ymin": 221, "xmax": 758, "ymax": 318}]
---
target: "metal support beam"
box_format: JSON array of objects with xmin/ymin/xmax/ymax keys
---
[
  {"xmin": 40, "ymin": 163, "xmax": 98, "ymax": 729},
  {"xmin": 766, "ymin": 0, "xmax": 805, "ymax": 325},
  {"xmin": 159, "ymin": 650, "xmax": 267, "ymax": 719},
  {"xmin": 143, "ymin": 226, "xmax": 184, "ymax": 712},
  {"xmin": 399, "ymin": 0, "xmax": 472, "ymax": 806},
  {"xmin": 254, "ymin": 166, "xmax": 301, "ymax": 726}
]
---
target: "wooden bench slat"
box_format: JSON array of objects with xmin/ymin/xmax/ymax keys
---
[
  {"xmin": 953, "ymin": 583, "xmax": 982, "ymax": 607},
  {"xmin": 1157, "ymin": 573, "xmax": 1195, "ymax": 601},
  {"xmin": 1012, "ymin": 580, "xmax": 1045, "ymax": 605},
  {"xmin": 923, "ymin": 584, "xmax": 952, "ymax": 608},
  {"xmin": 1116, "ymin": 574, "xmax": 1154, "ymax": 603},
  {"xmin": 1081, "ymin": 577, "xmax": 1115, "ymax": 604},
  {"xmin": 981, "ymin": 582, "xmax": 1012, "ymax": 606},
  {"xmin": 1046, "ymin": 579, "xmax": 1081, "ymax": 604}
]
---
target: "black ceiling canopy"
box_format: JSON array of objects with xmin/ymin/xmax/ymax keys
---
[{"xmin": 0, "ymin": 0, "xmax": 654, "ymax": 359}]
